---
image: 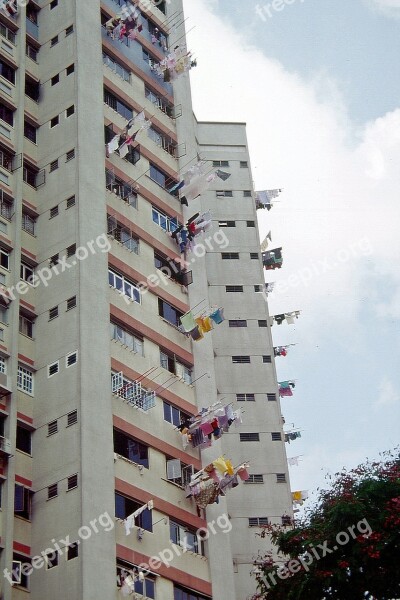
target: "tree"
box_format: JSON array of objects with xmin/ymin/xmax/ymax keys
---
[{"xmin": 251, "ymin": 449, "xmax": 400, "ymax": 599}]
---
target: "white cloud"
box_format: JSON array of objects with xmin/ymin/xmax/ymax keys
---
[
  {"xmin": 376, "ymin": 377, "xmax": 400, "ymax": 407},
  {"xmin": 183, "ymin": 0, "xmax": 400, "ymax": 333},
  {"xmin": 366, "ymin": 0, "xmax": 400, "ymax": 18}
]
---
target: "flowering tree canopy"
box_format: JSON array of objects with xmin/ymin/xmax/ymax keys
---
[{"xmin": 251, "ymin": 449, "xmax": 400, "ymax": 600}]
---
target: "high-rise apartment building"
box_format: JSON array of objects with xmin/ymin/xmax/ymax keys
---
[{"xmin": 0, "ymin": 1, "xmax": 292, "ymax": 599}]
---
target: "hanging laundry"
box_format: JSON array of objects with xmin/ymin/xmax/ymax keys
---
[
  {"xmin": 255, "ymin": 189, "xmax": 282, "ymax": 210},
  {"xmin": 237, "ymin": 464, "xmax": 250, "ymax": 481},
  {"xmin": 260, "ymin": 231, "xmax": 272, "ymax": 252},
  {"xmin": 265, "ymin": 282, "xmax": 275, "ymax": 294},
  {"xmin": 215, "ymin": 169, "xmax": 231, "ymax": 181},
  {"xmin": 285, "ymin": 431, "xmax": 301, "ymax": 443},
  {"xmin": 288, "ymin": 457, "xmax": 300, "ymax": 466},
  {"xmin": 273, "ymin": 314, "xmax": 285, "ymax": 325},
  {"xmin": 279, "ymin": 387, "xmax": 293, "ymax": 397},
  {"xmin": 190, "ymin": 326, "xmax": 204, "ymax": 342},
  {"xmin": 210, "ymin": 308, "xmax": 225, "ymax": 325},
  {"xmin": 274, "ymin": 346, "xmax": 288, "ymax": 357},
  {"xmin": 195, "ymin": 316, "xmax": 213, "ymax": 334},
  {"xmin": 153, "ymin": 44, "xmax": 197, "ymax": 82},
  {"xmin": 106, "ymin": 134, "xmax": 120, "ymax": 156},
  {"xmin": 1, "ymin": 0, "xmax": 18, "ymax": 16},
  {"xmin": 168, "ymin": 180, "xmax": 185, "ymax": 196},
  {"xmin": 262, "ymin": 248, "xmax": 283, "ymax": 270}
]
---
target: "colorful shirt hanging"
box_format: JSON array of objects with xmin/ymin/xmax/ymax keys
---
[
  {"xmin": 177, "ymin": 403, "xmax": 240, "ymax": 450},
  {"xmin": 285, "ymin": 431, "xmax": 301, "ymax": 443},
  {"xmin": 152, "ymin": 44, "xmax": 197, "ymax": 82},
  {"xmin": 262, "ymin": 248, "xmax": 283, "ymax": 270},
  {"xmin": 255, "ymin": 189, "xmax": 282, "ymax": 210},
  {"xmin": 186, "ymin": 459, "xmax": 250, "ymax": 508}
]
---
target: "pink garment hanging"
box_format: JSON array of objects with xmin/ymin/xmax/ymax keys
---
[
  {"xmin": 200, "ymin": 421, "xmax": 214, "ymax": 435},
  {"xmin": 237, "ymin": 468, "xmax": 250, "ymax": 481}
]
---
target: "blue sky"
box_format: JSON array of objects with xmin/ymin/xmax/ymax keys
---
[
  {"xmin": 183, "ymin": 0, "xmax": 400, "ymax": 502},
  {"xmin": 208, "ymin": 0, "xmax": 400, "ymax": 124}
]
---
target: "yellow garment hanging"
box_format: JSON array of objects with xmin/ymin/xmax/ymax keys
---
[
  {"xmin": 213, "ymin": 456, "xmax": 228, "ymax": 475},
  {"xmin": 292, "ymin": 491, "xmax": 302, "ymax": 501}
]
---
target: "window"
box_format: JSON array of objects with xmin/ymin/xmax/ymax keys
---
[
  {"xmin": 24, "ymin": 121, "xmax": 37, "ymax": 143},
  {"xmin": 154, "ymin": 252, "xmax": 189, "ymax": 286},
  {"xmin": 218, "ymin": 220, "xmax": 235, "ymax": 227},
  {"xmin": 236, "ymin": 393, "xmax": 255, "ymax": 402},
  {"xmin": 67, "ymin": 543, "xmax": 79, "ymax": 560},
  {"xmin": 232, "ymin": 356, "xmax": 251, "ymax": 364},
  {"xmin": 0, "ymin": 249, "xmax": 9, "ymax": 270},
  {"xmin": 145, "ymin": 86, "xmax": 173, "ymax": 117},
  {"xmin": 240, "ymin": 433, "xmax": 260, "ymax": 442},
  {"xmin": 50, "ymin": 205, "xmax": 59, "ymax": 218},
  {"xmin": 12, "ymin": 554, "xmax": 31, "ymax": 588},
  {"xmin": 160, "ymin": 350, "xmax": 192, "ymax": 384},
  {"xmin": 163, "ymin": 400, "xmax": 190, "ymax": 428},
  {"xmin": 276, "ymin": 473, "xmax": 286, "ymax": 483},
  {"xmin": 19, "ymin": 315, "xmax": 34, "ymax": 338},
  {"xmin": 25, "ymin": 78, "xmax": 40, "ymax": 101},
  {"xmin": 66, "ymin": 105, "xmax": 75, "ymax": 117},
  {"xmin": 66, "ymin": 243, "xmax": 76, "ymax": 258},
  {"xmin": 45, "ymin": 551, "xmax": 58, "ymax": 569},
  {"xmin": 66, "ymin": 64, "xmax": 74, "ymax": 75},
  {"xmin": 14, "ymin": 484, "xmax": 32, "ymax": 519},
  {"xmin": 67, "ymin": 410, "xmax": 78, "ymax": 426},
  {"xmin": 222, "ymin": 252, "xmax": 239, "ymax": 260},
  {"xmin": 66, "ymin": 352, "xmax": 77, "ymax": 367},
  {"xmin": 240, "ymin": 161, "xmax": 248, "ymax": 168},
  {"xmin": 248, "ymin": 517, "xmax": 269, "ymax": 527},
  {"xmin": 174, "ymin": 585, "xmax": 210, "ymax": 600},
  {"xmin": 0, "ymin": 102, "xmax": 14, "ymax": 126},
  {"xmin": 67, "ymin": 474, "xmax": 78, "ymax": 490},
  {"xmin": 263, "ymin": 355, "xmax": 271, "ymax": 363},
  {"xmin": 117, "ymin": 560, "xmax": 155, "ymax": 598},
  {"xmin": 48, "ymin": 420, "xmax": 58, "ymax": 436},
  {"xmin": 152, "ymin": 207, "xmax": 177, "ymax": 232},
  {"xmin": 213, "ymin": 160, "xmax": 229, "ymax": 167},
  {"xmin": 258, "ymin": 320, "xmax": 268, "ymax": 327},
  {"xmin": 49, "ymin": 161, "xmax": 59, "ymax": 176},
  {"xmin": 65, "ymin": 24, "xmax": 74, "ymax": 36},
  {"xmin": 67, "ymin": 296, "xmax": 77, "ymax": 310},
  {"xmin": 66, "ymin": 149, "xmax": 75, "ymax": 161},
  {"xmin": 149, "ymin": 162, "xmax": 176, "ymax": 190},
  {"xmin": 23, "ymin": 163, "xmax": 41, "ymax": 187},
  {"xmin": 247, "ymin": 221, "xmax": 255, "ymax": 227},
  {"xmin": 103, "ymin": 89, "xmax": 133, "ymax": 120},
  {"xmin": 0, "ymin": 23, "xmax": 16, "ymax": 44},
  {"xmin": 0, "ymin": 356, "xmax": 6, "ymax": 373},
  {"xmin": 108, "ymin": 269, "xmax": 141, "ymax": 304},
  {"xmin": 51, "ymin": 73, "xmax": 59, "ymax": 86},
  {"xmin": 50, "ymin": 116, "xmax": 59, "ymax": 129},
  {"xmin": 158, "ymin": 298, "xmax": 183, "ymax": 327},
  {"xmin": 16, "ymin": 426, "xmax": 31, "ymax": 454},
  {"xmin": 50, "ymin": 35, "xmax": 59, "ymax": 47},
  {"xmin": 166, "ymin": 458, "xmax": 193, "ymax": 487},
  {"xmin": 216, "ymin": 190, "xmax": 233, "ymax": 197},
  {"xmin": 225, "ymin": 285, "xmax": 243, "ymax": 292},
  {"xmin": 48, "ymin": 483, "xmax": 58, "ymax": 499},
  {"xmin": 170, "ymin": 520, "xmax": 203, "ymax": 554},
  {"xmin": 22, "ymin": 212, "xmax": 36, "ymax": 234},
  {"xmin": 115, "ymin": 493, "xmax": 152, "ymax": 531},
  {"xmin": 244, "ymin": 190, "xmax": 252, "ymax": 197},
  {"xmin": 48, "ymin": 361, "xmax": 59, "ymax": 377},
  {"xmin": 245, "ymin": 475, "xmax": 264, "ymax": 484},
  {"xmin": 17, "ymin": 366, "xmax": 34, "ymax": 395},
  {"xmin": 113, "ymin": 429, "xmax": 149, "ymax": 468},
  {"xmin": 26, "ymin": 43, "xmax": 38, "ymax": 61},
  {"xmin": 229, "ymin": 320, "xmax": 247, "ymax": 328},
  {"xmin": 250, "ymin": 253, "xmax": 259, "ymax": 259},
  {"xmin": 267, "ymin": 393, "xmax": 277, "ymax": 401},
  {"xmin": 50, "ymin": 0, "xmax": 58, "ymax": 8},
  {"xmin": 110, "ymin": 322, "xmax": 144, "ymax": 356},
  {"xmin": 0, "ymin": 148, "xmax": 12, "ymax": 171},
  {"xmin": 108, "ymin": 219, "xmax": 139, "ymax": 254},
  {"xmin": 271, "ymin": 432, "xmax": 282, "ymax": 441},
  {"xmin": 0, "ymin": 59, "xmax": 15, "ymax": 84},
  {"xmin": 0, "ymin": 304, "xmax": 9, "ymax": 325},
  {"xmin": 102, "ymin": 52, "xmax": 130, "ymax": 82},
  {"xmin": 66, "ymin": 195, "xmax": 76, "ymax": 208}
]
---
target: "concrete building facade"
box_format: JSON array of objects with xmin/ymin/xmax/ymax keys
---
[{"xmin": 0, "ymin": 1, "xmax": 292, "ymax": 599}]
